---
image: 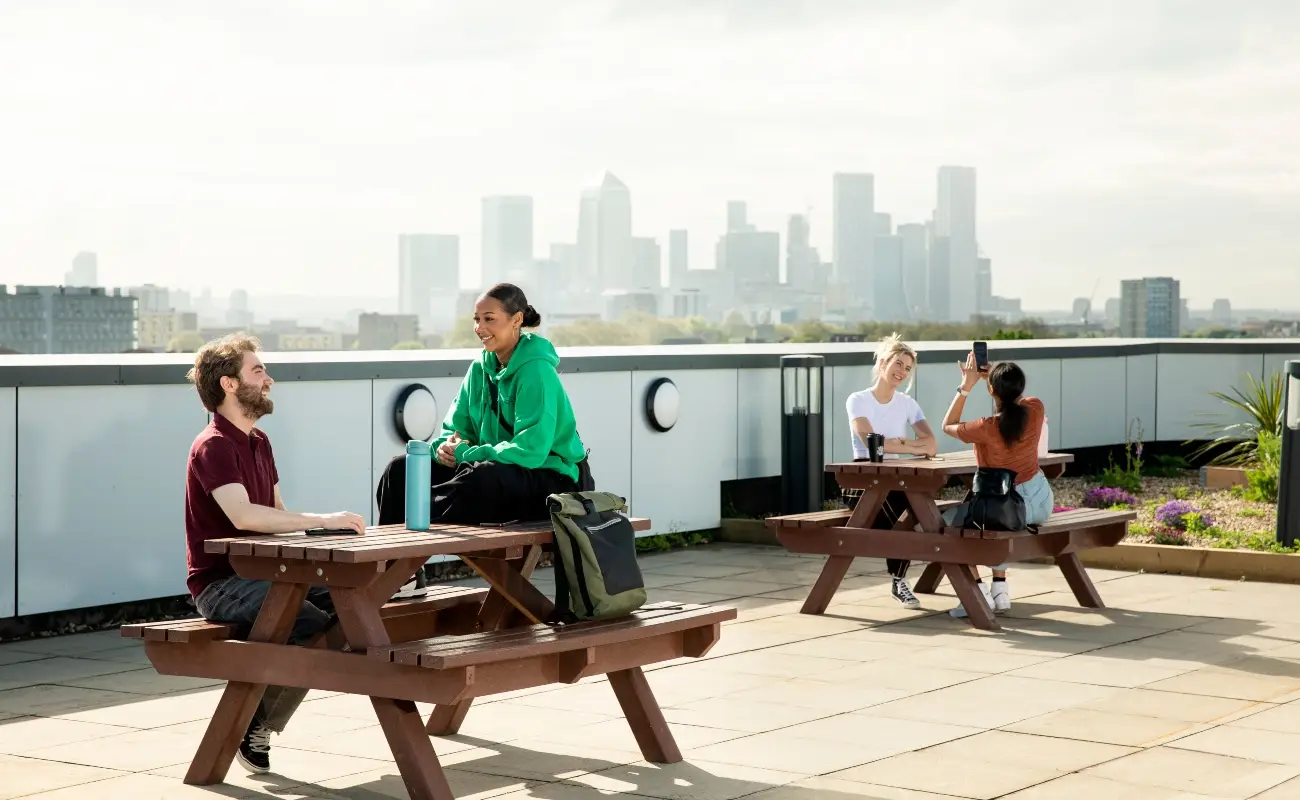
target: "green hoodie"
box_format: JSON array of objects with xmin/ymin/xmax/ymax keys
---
[{"xmin": 433, "ymin": 333, "xmax": 585, "ymax": 481}]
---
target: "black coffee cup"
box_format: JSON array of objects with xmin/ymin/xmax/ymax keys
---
[{"xmin": 867, "ymin": 433, "xmax": 885, "ymax": 462}]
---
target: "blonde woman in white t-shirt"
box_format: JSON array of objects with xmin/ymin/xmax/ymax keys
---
[{"xmin": 843, "ymin": 334, "xmax": 937, "ymax": 609}]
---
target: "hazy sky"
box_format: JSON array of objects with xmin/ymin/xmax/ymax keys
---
[{"xmin": 1, "ymin": 1, "xmax": 1297, "ymax": 309}]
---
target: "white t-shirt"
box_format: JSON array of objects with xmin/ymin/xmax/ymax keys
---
[{"xmin": 845, "ymin": 389, "xmax": 926, "ymax": 460}]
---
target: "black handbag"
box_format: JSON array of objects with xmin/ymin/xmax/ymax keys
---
[{"xmin": 951, "ymin": 467, "xmax": 1028, "ymax": 532}]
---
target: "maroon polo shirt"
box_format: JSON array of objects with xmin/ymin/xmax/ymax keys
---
[{"xmin": 185, "ymin": 412, "xmax": 280, "ymax": 598}]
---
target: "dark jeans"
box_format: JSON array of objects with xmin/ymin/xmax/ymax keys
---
[
  {"xmin": 194, "ymin": 577, "xmax": 336, "ymax": 732},
  {"xmin": 376, "ymin": 456, "xmax": 579, "ymax": 526},
  {"xmin": 847, "ymin": 488, "xmax": 911, "ymax": 579}
]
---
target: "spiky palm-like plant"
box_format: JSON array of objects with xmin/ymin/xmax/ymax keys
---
[{"xmin": 1188, "ymin": 372, "xmax": 1285, "ymax": 466}]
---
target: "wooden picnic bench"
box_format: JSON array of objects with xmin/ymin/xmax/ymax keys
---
[
  {"xmin": 122, "ymin": 518, "xmax": 736, "ymax": 800},
  {"xmin": 766, "ymin": 451, "xmax": 1135, "ymax": 631}
]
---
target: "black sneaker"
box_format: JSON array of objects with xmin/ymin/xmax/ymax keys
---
[
  {"xmin": 891, "ymin": 577, "xmax": 921, "ymax": 610},
  {"xmin": 391, "ymin": 567, "xmax": 430, "ymax": 601},
  {"xmin": 236, "ymin": 717, "xmax": 272, "ymax": 774}
]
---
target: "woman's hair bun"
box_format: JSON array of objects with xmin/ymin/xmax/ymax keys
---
[{"xmin": 521, "ymin": 304, "xmax": 542, "ymax": 328}]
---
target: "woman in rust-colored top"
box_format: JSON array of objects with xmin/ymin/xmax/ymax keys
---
[{"xmin": 940, "ymin": 355, "xmax": 1053, "ymax": 619}]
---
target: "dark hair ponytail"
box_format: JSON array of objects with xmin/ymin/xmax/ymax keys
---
[
  {"xmin": 989, "ymin": 362, "xmax": 1028, "ymax": 447},
  {"xmin": 483, "ymin": 282, "xmax": 543, "ymax": 328}
]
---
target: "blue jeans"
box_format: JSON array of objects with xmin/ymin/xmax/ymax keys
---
[
  {"xmin": 942, "ymin": 470, "xmax": 1054, "ymax": 572},
  {"xmin": 195, "ymin": 576, "xmax": 336, "ymax": 732}
]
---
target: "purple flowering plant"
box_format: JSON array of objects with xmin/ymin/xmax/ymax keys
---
[
  {"xmin": 1154, "ymin": 500, "xmax": 1214, "ymax": 531},
  {"xmin": 1083, "ymin": 487, "xmax": 1137, "ymax": 509}
]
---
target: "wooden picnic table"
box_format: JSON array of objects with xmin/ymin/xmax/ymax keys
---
[
  {"xmin": 772, "ymin": 451, "xmax": 1105, "ymax": 630},
  {"xmin": 130, "ymin": 518, "xmax": 734, "ymax": 800}
]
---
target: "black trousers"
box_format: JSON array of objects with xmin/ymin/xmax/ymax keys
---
[
  {"xmin": 847, "ymin": 488, "xmax": 911, "ymax": 579},
  {"xmin": 376, "ymin": 455, "xmax": 579, "ymax": 527}
]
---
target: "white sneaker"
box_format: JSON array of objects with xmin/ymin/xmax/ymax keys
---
[
  {"xmin": 891, "ymin": 577, "xmax": 921, "ymax": 610},
  {"xmin": 949, "ymin": 583, "xmax": 994, "ymax": 619},
  {"xmin": 991, "ymin": 581, "xmax": 1011, "ymax": 614}
]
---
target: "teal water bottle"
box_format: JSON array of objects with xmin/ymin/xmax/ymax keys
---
[{"xmin": 405, "ymin": 440, "xmax": 432, "ymax": 531}]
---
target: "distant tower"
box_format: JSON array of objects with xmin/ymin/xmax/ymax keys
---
[
  {"xmin": 65, "ymin": 251, "xmax": 98, "ymax": 287},
  {"xmin": 576, "ymin": 173, "xmax": 633, "ymax": 290},
  {"xmin": 481, "ymin": 196, "xmax": 533, "ymax": 288},
  {"xmin": 832, "ymin": 173, "xmax": 875, "ymax": 306}
]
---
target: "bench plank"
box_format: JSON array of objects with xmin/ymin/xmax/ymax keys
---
[
  {"xmin": 122, "ymin": 619, "xmax": 236, "ymax": 643},
  {"xmin": 122, "ymin": 585, "xmax": 490, "ymax": 643},
  {"xmin": 767, "ymin": 500, "xmax": 961, "ymax": 530},
  {"xmin": 371, "ymin": 602, "xmax": 736, "ymax": 670}
]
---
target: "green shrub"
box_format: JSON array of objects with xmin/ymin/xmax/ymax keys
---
[
  {"xmin": 1100, "ymin": 463, "xmax": 1142, "ymax": 493},
  {"xmin": 1145, "ymin": 455, "xmax": 1190, "ymax": 478},
  {"xmin": 635, "ymin": 531, "xmax": 712, "ymax": 553},
  {"xmin": 1244, "ymin": 432, "xmax": 1281, "ymax": 504},
  {"xmin": 1171, "ymin": 486, "xmax": 1190, "ymax": 500}
]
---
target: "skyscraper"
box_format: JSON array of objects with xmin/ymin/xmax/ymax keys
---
[
  {"xmin": 576, "ymin": 173, "xmax": 633, "ymax": 290},
  {"xmin": 632, "ymin": 237, "xmax": 662, "ymax": 290},
  {"xmin": 934, "ymin": 166, "xmax": 977, "ymax": 322},
  {"xmin": 668, "ymin": 230, "xmax": 689, "ymax": 289},
  {"xmin": 481, "ymin": 196, "xmax": 533, "ymax": 288},
  {"xmin": 65, "ymin": 251, "xmax": 98, "ymax": 287},
  {"xmin": 976, "ymin": 256, "xmax": 993, "ymax": 316},
  {"xmin": 873, "ymin": 235, "xmax": 907, "ymax": 321},
  {"xmin": 833, "ymin": 173, "xmax": 875, "ymax": 306},
  {"xmin": 1120, "ymin": 277, "xmax": 1181, "ymax": 338},
  {"xmin": 897, "ymin": 223, "xmax": 928, "ymax": 318},
  {"xmin": 716, "ymin": 229, "xmax": 779, "ymax": 287},
  {"xmin": 874, "ymin": 212, "xmax": 892, "ymax": 237},
  {"xmin": 786, "ymin": 214, "xmax": 817, "ymax": 291},
  {"xmin": 398, "ymin": 234, "xmax": 459, "ymax": 325},
  {"xmin": 927, "ymin": 234, "xmax": 951, "ymax": 321},
  {"xmin": 727, "ymin": 201, "xmax": 749, "ymax": 232}
]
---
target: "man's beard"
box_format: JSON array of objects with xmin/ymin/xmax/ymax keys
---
[{"xmin": 236, "ymin": 380, "xmax": 274, "ymax": 420}]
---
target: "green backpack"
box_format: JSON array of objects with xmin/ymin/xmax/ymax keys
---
[{"xmin": 546, "ymin": 491, "xmax": 647, "ymax": 622}]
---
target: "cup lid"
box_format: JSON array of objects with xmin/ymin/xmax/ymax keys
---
[{"xmin": 406, "ymin": 440, "xmax": 432, "ymax": 455}]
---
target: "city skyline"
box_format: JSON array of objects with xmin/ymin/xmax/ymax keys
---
[{"xmin": 2, "ymin": 2, "xmax": 1298, "ymax": 308}]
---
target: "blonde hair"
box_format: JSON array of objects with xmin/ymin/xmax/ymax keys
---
[{"xmin": 872, "ymin": 332, "xmax": 917, "ymax": 391}]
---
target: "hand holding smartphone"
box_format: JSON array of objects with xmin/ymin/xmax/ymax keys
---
[{"xmin": 973, "ymin": 340, "xmax": 989, "ymax": 373}]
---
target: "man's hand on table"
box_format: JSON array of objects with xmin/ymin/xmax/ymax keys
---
[{"xmin": 310, "ymin": 511, "xmax": 367, "ymax": 533}]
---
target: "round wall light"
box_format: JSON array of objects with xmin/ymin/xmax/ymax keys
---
[
  {"xmin": 644, "ymin": 377, "xmax": 680, "ymax": 433},
  {"xmin": 394, "ymin": 383, "xmax": 439, "ymax": 442}
]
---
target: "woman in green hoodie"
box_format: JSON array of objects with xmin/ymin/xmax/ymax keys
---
[{"xmin": 376, "ymin": 283, "xmax": 591, "ymax": 525}]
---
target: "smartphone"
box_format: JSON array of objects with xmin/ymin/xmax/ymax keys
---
[
  {"xmin": 973, "ymin": 340, "xmax": 988, "ymax": 371},
  {"xmin": 305, "ymin": 528, "xmax": 362, "ymax": 536}
]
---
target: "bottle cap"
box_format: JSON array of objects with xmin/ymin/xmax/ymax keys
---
[{"xmin": 406, "ymin": 440, "xmax": 432, "ymax": 455}]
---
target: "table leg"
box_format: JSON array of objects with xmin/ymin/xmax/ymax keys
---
[
  {"xmin": 427, "ymin": 546, "xmax": 545, "ymax": 735},
  {"xmin": 798, "ymin": 490, "xmax": 885, "ymax": 615},
  {"xmin": 331, "ymin": 587, "xmax": 455, "ymax": 800},
  {"xmin": 184, "ymin": 582, "xmax": 307, "ymax": 786},
  {"xmin": 914, "ymin": 563, "xmax": 945, "ymax": 594},
  {"xmin": 1056, "ymin": 553, "xmax": 1105, "ymax": 608},
  {"xmin": 904, "ymin": 492, "xmax": 949, "ymax": 595},
  {"xmin": 801, "ymin": 556, "xmax": 854, "ymax": 615},
  {"xmin": 609, "ymin": 667, "xmax": 682, "ymax": 763},
  {"xmin": 942, "ymin": 563, "xmax": 999, "ymax": 631}
]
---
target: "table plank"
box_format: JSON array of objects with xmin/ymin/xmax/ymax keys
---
[
  {"xmin": 207, "ymin": 519, "xmax": 652, "ymax": 563},
  {"xmin": 827, "ymin": 450, "xmax": 1073, "ymax": 477}
]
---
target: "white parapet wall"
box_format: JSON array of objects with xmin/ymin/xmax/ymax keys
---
[{"xmin": 1, "ymin": 339, "xmax": 1298, "ymax": 618}]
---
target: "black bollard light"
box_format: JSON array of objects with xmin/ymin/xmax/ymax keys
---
[
  {"xmin": 780, "ymin": 354, "xmax": 825, "ymax": 514},
  {"xmin": 1278, "ymin": 360, "xmax": 1300, "ymax": 547}
]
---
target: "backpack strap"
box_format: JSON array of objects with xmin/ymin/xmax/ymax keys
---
[{"xmin": 547, "ymin": 541, "xmax": 577, "ymax": 626}]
